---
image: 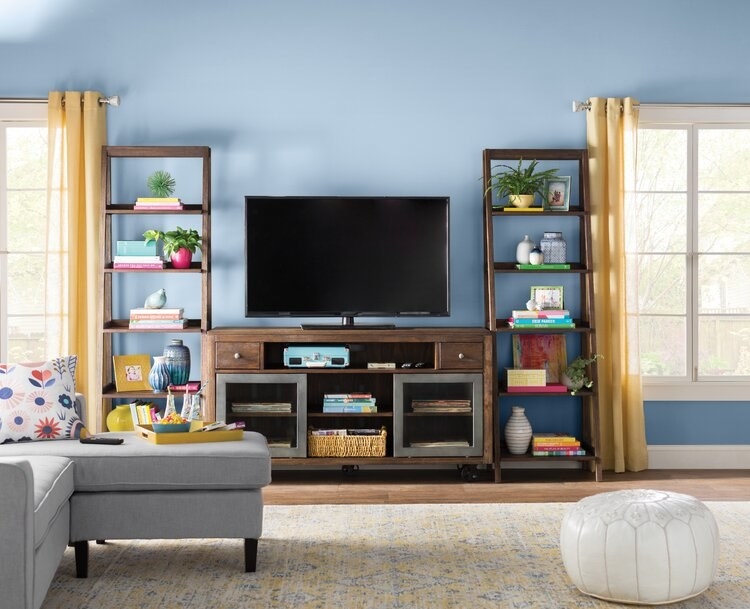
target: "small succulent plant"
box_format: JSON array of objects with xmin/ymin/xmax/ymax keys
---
[{"xmin": 146, "ymin": 170, "xmax": 176, "ymax": 198}]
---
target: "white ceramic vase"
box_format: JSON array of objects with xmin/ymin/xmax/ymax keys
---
[
  {"xmin": 504, "ymin": 406, "xmax": 532, "ymax": 455},
  {"xmin": 516, "ymin": 235, "xmax": 535, "ymax": 264}
]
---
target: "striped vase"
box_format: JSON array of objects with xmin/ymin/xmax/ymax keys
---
[{"xmin": 504, "ymin": 406, "xmax": 532, "ymax": 455}]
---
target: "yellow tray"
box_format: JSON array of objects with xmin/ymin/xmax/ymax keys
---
[{"xmin": 136, "ymin": 422, "xmax": 243, "ymax": 444}]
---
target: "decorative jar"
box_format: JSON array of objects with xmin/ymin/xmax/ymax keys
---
[
  {"xmin": 106, "ymin": 404, "xmax": 135, "ymax": 432},
  {"xmin": 148, "ymin": 355, "xmax": 171, "ymax": 392},
  {"xmin": 528, "ymin": 246, "xmax": 544, "ymax": 265},
  {"xmin": 540, "ymin": 231, "xmax": 566, "ymax": 263},
  {"xmin": 516, "ymin": 235, "xmax": 535, "ymax": 264},
  {"xmin": 504, "ymin": 406, "xmax": 533, "ymax": 455},
  {"xmin": 163, "ymin": 339, "xmax": 191, "ymax": 386}
]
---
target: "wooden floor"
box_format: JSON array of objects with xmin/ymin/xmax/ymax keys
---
[{"xmin": 264, "ymin": 467, "xmax": 750, "ymax": 505}]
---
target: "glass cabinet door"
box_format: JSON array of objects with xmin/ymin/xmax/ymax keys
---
[
  {"xmin": 216, "ymin": 373, "xmax": 307, "ymax": 457},
  {"xmin": 393, "ymin": 373, "xmax": 483, "ymax": 457}
]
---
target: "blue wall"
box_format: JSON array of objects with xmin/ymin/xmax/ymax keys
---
[{"xmin": 4, "ymin": 0, "xmax": 749, "ymax": 444}]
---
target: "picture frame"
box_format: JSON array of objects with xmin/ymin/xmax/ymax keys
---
[
  {"xmin": 543, "ymin": 176, "xmax": 571, "ymax": 211},
  {"xmin": 113, "ymin": 354, "xmax": 153, "ymax": 392},
  {"xmin": 512, "ymin": 334, "xmax": 567, "ymax": 383},
  {"xmin": 530, "ymin": 285, "xmax": 564, "ymax": 310}
]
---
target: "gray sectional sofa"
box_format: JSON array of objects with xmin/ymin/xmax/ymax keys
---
[{"xmin": 0, "ymin": 398, "xmax": 271, "ymax": 609}]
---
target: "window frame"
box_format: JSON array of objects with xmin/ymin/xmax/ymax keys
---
[
  {"xmin": 0, "ymin": 101, "xmax": 48, "ymax": 360},
  {"xmin": 636, "ymin": 104, "xmax": 750, "ymax": 401}
]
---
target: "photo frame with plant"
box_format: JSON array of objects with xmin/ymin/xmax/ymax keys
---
[
  {"xmin": 530, "ymin": 285, "xmax": 564, "ymax": 310},
  {"xmin": 113, "ymin": 354, "xmax": 153, "ymax": 391},
  {"xmin": 543, "ymin": 176, "xmax": 571, "ymax": 211}
]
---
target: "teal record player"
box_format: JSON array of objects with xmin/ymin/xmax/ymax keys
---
[{"xmin": 283, "ymin": 345, "xmax": 350, "ymax": 368}]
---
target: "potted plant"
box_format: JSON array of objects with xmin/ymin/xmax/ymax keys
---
[
  {"xmin": 562, "ymin": 354, "xmax": 602, "ymax": 395},
  {"xmin": 143, "ymin": 227, "xmax": 202, "ymax": 269},
  {"xmin": 485, "ymin": 159, "xmax": 559, "ymax": 208}
]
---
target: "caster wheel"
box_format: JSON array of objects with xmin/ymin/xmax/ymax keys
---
[
  {"xmin": 459, "ymin": 465, "xmax": 479, "ymax": 482},
  {"xmin": 342, "ymin": 465, "xmax": 359, "ymax": 476}
]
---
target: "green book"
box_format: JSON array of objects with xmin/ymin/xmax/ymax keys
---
[{"xmin": 516, "ymin": 263, "xmax": 571, "ymax": 270}]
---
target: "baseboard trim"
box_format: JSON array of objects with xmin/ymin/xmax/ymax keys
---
[{"xmin": 648, "ymin": 445, "xmax": 750, "ymax": 469}]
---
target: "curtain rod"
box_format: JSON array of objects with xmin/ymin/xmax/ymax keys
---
[
  {"xmin": 0, "ymin": 95, "xmax": 120, "ymax": 106},
  {"xmin": 572, "ymin": 100, "xmax": 750, "ymax": 112}
]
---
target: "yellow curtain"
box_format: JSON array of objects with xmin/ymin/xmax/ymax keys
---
[
  {"xmin": 48, "ymin": 91, "xmax": 107, "ymax": 430},
  {"xmin": 586, "ymin": 97, "xmax": 648, "ymax": 472}
]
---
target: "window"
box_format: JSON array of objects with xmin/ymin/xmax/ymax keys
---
[
  {"xmin": 0, "ymin": 102, "xmax": 63, "ymax": 362},
  {"xmin": 632, "ymin": 105, "xmax": 750, "ymax": 399}
]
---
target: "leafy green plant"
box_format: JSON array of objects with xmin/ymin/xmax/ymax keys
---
[
  {"xmin": 143, "ymin": 227, "xmax": 202, "ymax": 257},
  {"xmin": 146, "ymin": 170, "xmax": 176, "ymax": 198},
  {"xmin": 564, "ymin": 354, "xmax": 602, "ymax": 395},
  {"xmin": 485, "ymin": 159, "xmax": 559, "ymax": 201}
]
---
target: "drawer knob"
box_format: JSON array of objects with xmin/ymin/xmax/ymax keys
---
[
  {"xmin": 233, "ymin": 352, "xmax": 242, "ymax": 360},
  {"xmin": 458, "ymin": 353, "xmax": 465, "ymax": 359}
]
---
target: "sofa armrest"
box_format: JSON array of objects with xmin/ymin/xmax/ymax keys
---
[{"xmin": 0, "ymin": 458, "xmax": 35, "ymax": 609}]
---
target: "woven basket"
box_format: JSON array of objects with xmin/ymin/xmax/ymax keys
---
[{"xmin": 308, "ymin": 428, "xmax": 387, "ymax": 457}]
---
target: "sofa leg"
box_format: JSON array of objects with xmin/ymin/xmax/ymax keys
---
[
  {"xmin": 244, "ymin": 538, "xmax": 258, "ymax": 572},
  {"xmin": 74, "ymin": 541, "xmax": 89, "ymax": 578}
]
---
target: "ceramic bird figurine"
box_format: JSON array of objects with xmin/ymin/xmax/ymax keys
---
[{"xmin": 144, "ymin": 288, "xmax": 167, "ymax": 309}]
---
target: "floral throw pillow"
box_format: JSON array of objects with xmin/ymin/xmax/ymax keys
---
[{"xmin": 0, "ymin": 355, "xmax": 86, "ymax": 443}]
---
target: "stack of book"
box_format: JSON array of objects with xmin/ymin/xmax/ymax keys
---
[
  {"xmin": 508, "ymin": 309, "xmax": 574, "ymax": 329},
  {"xmin": 411, "ymin": 399, "xmax": 472, "ymax": 413},
  {"xmin": 322, "ymin": 393, "xmax": 377, "ymax": 413},
  {"xmin": 113, "ymin": 240, "xmax": 164, "ymax": 269},
  {"xmin": 231, "ymin": 402, "xmax": 292, "ymax": 413},
  {"xmin": 128, "ymin": 307, "xmax": 187, "ymax": 329},
  {"xmin": 134, "ymin": 197, "xmax": 184, "ymax": 211},
  {"xmin": 531, "ymin": 432, "xmax": 586, "ymax": 456}
]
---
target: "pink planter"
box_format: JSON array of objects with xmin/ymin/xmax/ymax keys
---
[{"xmin": 170, "ymin": 248, "xmax": 193, "ymax": 269}]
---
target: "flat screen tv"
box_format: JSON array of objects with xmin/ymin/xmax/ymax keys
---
[{"xmin": 244, "ymin": 196, "xmax": 450, "ymax": 327}]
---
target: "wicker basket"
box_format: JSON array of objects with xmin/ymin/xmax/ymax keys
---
[{"xmin": 308, "ymin": 428, "xmax": 387, "ymax": 457}]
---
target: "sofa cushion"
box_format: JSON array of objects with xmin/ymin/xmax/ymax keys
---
[
  {"xmin": 0, "ymin": 356, "xmax": 86, "ymax": 443},
  {"xmin": 0, "ymin": 431, "xmax": 271, "ymax": 492}
]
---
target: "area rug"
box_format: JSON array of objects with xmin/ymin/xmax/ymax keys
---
[{"xmin": 42, "ymin": 502, "xmax": 750, "ymax": 609}]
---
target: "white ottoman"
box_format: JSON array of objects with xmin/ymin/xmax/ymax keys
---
[{"xmin": 560, "ymin": 489, "xmax": 719, "ymax": 605}]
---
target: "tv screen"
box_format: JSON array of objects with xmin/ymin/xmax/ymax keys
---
[{"xmin": 244, "ymin": 196, "xmax": 450, "ymax": 325}]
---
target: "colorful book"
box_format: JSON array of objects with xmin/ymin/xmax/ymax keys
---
[
  {"xmin": 516, "ymin": 263, "xmax": 571, "ymax": 270},
  {"xmin": 114, "ymin": 255, "xmax": 163, "ymax": 263},
  {"xmin": 509, "ymin": 320, "xmax": 575, "ymax": 329},
  {"xmin": 133, "ymin": 204, "xmax": 185, "ymax": 210},
  {"xmin": 136, "ymin": 197, "xmax": 182, "ymax": 203},
  {"xmin": 532, "ymin": 433, "xmax": 579, "ymax": 443},
  {"xmin": 128, "ymin": 319, "xmax": 188, "ymax": 329},
  {"xmin": 168, "ymin": 381, "xmax": 201, "ymax": 392},
  {"xmin": 510, "ymin": 317, "xmax": 572, "ymax": 325},
  {"xmin": 506, "ymin": 383, "xmax": 568, "ymax": 393},
  {"xmin": 512, "ymin": 309, "xmax": 570, "ymax": 318},
  {"xmin": 130, "ymin": 307, "xmax": 184, "ymax": 320},
  {"xmin": 533, "ymin": 449, "xmax": 587, "ymax": 456},
  {"xmin": 116, "ymin": 240, "xmax": 157, "ymax": 256},
  {"xmin": 322, "ymin": 404, "xmax": 378, "ymax": 413},
  {"xmin": 324, "ymin": 393, "xmax": 372, "ymax": 399},
  {"xmin": 113, "ymin": 262, "xmax": 165, "ymax": 269}
]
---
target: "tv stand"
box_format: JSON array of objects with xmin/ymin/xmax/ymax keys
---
[{"xmin": 206, "ymin": 327, "xmax": 495, "ymax": 480}]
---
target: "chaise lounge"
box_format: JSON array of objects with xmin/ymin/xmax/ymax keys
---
[{"xmin": 0, "ymin": 396, "xmax": 271, "ymax": 609}]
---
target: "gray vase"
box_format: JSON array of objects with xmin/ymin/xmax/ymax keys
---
[{"xmin": 163, "ymin": 339, "xmax": 190, "ymax": 386}]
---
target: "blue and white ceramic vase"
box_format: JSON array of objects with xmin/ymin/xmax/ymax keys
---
[
  {"xmin": 504, "ymin": 406, "xmax": 533, "ymax": 455},
  {"xmin": 163, "ymin": 339, "xmax": 190, "ymax": 386},
  {"xmin": 148, "ymin": 355, "xmax": 171, "ymax": 393}
]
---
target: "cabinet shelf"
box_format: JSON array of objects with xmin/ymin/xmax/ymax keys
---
[
  {"xmin": 483, "ymin": 148, "xmax": 601, "ymax": 483},
  {"xmin": 98, "ymin": 145, "xmax": 211, "ymax": 433}
]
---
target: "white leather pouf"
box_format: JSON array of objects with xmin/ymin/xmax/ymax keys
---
[{"xmin": 560, "ymin": 489, "xmax": 719, "ymax": 605}]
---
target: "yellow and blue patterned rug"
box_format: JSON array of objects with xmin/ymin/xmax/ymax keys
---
[{"xmin": 43, "ymin": 502, "xmax": 750, "ymax": 608}]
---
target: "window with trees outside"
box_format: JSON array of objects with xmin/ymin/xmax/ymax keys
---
[
  {"xmin": 632, "ymin": 105, "xmax": 750, "ymax": 400},
  {"xmin": 0, "ymin": 102, "xmax": 64, "ymax": 362}
]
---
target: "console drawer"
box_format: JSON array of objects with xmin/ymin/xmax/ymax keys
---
[
  {"xmin": 215, "ymin": 342, "xmax": 261, "ymax": 370},
  {"xmin": 438, "ymin": 342, "xmax": 483, "ymax": 369}
]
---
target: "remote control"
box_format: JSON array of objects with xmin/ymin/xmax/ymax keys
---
[{"xmin": 80, "ymin": 436, "xmax": 124, "ymax": 445}]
